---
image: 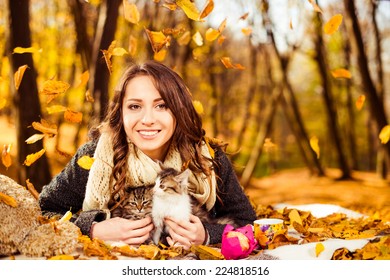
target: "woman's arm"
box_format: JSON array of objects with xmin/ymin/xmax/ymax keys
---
[
  {"xmin": 204, "ymin": 148, "xmax": 257, "ymax": 244},
  {"xmin": 38, "ymin": 140, "xmax": 107, "ymax": 235}
]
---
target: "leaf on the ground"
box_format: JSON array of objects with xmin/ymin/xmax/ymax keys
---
[
  {"xmin": 220, "ymin": 57, "xmax": 245, "ymax": 70},
  {"xmin": 379, "ymin": 125, "xmax": 390, "ymax": 144},
  {"xmin": 2, "ymin": 144, "xmax": 12, "ymax": 169},
  {"xmin": 191, "ymin": 244, "xmax": 225, "ymax": 260},
  {"xmin": 26, "ymin": 179, "xmax": 39, "ymax": 200},
  {"xmin": 25, "ymin": 133, "xmax": 45, "ymax": 144},
  {"xmin": 315, "ymin": 242, "xmax": 325, "ymax": 257},
  {"xmin": 324, "ymin": 14, "xmax": 343, "ymax": 35},
  {"xmin": 289, "ymin": 209, "xmax": 303, "ymax": 225},
  {"xmin": 14, "ymin": 65, "xmax": 28, "ymax": 90},
  {"xmin": 64, "ymin": 109, "xmax": 83, "ymax": 123},
  {"xmin": 77, "ymin": 155, "xmax": 95, "ymax": 170},
  {"xmin": 48, "ymin": 255, "xmax": 75, "ymax": 260},
  {"xmin": 0, "ymin": 192, "xmax": 18, "ymax": 207},
  {"xmin": 123, "ymin": 1, "xmax": 140, "ymax": 24},
  {"xmin": 24, "ymin": 149, "xmax": 45, "ymax": 166}
]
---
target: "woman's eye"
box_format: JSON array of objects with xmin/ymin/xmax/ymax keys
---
[
  {"xmin": 128, "ymin": 104, "xmax": 141, "ymax": 110},
  {"xmin": 156, "ymin": 103, "xmax": 167, "ymax": 110}
]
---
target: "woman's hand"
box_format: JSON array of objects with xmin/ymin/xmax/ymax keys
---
[
  {"xmin": 164, "ymin": 214, "xmax": 206, "ymax": 250},
  {"xmin": 90, "ymin": 216, "xmax": 154, "ymax": 245}
]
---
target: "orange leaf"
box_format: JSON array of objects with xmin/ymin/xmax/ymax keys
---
[
  {"xmin": 154, "ymin": 49, "xmax": 167, "ymax": 62},
  {"xmin": 220, "ymin": 57, "xmax": 245, "ymax": 70},
  {"xmin": 101, "ymin": 40, "xmax": 117, "ymax": 74},
  {"xmin": 40, "ymin": 80, "xmax": 70, "ymax": 95},
  {"xmin": 145, "ymin": 28, "xmax": 171, "ymax": 53},
  {"xmin": 218, "ymin": 18, "xmax": 227, "ymax": 33},
  {"xmin": 0, "ymin": 192, "xmax": 18, "ymax": 207},
  {"xmin": 32, "ymin": 119, "xmax": 58, "ymax": 136},
  {"xmin": 324, "ymin": 14, "xmax": 343, "ymax": 35},
  {"xmin": 47, "ymin": 105, "xmax": 67, "ymax": 114},
  {"xmin": 308, "ymin": 0, "xmax": 323, "ymax": 13},
  {"xmin": 24, "ymin": 149, "xmax": 45, "ymax": 166},
  {"xmin": 64, "ymin": 109, "xmax": 83, "ymax": 123},
  {"xmin": 205, "ymin": 28, "xmax": 220, "ymax": 41},
  {"xmin": 77, "ymin": 155, "xmax": 95, "ymax": 170},
  {"xmin": 199, "ymin": 0, "xmax": 214, "ymax": 19},
  {"xmin": 25, "ymin": 179, "xmax": 39, "ymax": 200},
  {"xmin": 1, "ymin": 144, "xmax": 12, "ymax": 169},
  {"xmin": 239, "ymin": 12, "xmax": 249, "ymax": 20},
  {"xmin": 331, "ymin": 68, "xmax": 351, "ymax": 79},
  {"xmin": 14, "ymin": 65, "xmax": 28, "ymax": 90},
  {"xmin": 241, "ymin": 27, "xmax": 252, "ymax": 36},
  {"xmin": 123, "ymin": 1, "xmax": 140, "ymax": 24},
  {"xmin": 77, "ymin": 71, "xmax": 89, "ymax": 88},
  {"xmin": 355, "ymin": 95, "xmax": 365, "ymax": 111}
]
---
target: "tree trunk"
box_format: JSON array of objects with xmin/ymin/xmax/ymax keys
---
[
  {"xmin": 89, "ymin": 0, "xmax": 121, "ymax": 122},
  {"xmin": 8, "ymin": 0, "xmax": 51, "ymax": 190},
  {"xmin": 314, "ymin": 11, "xmax": 351, "ymax": 179}
]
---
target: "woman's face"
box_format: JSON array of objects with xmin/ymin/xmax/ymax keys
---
[{"xmin": 122, "ymin": 75, "xmax": 176, "ymax": 161}]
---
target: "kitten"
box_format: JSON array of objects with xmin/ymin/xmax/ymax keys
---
[
  {"xmin": 111, "ymin": 185, "xmax": 154, "ymax": 220},
  {"xmin": 151, "ymin": 165, "xmax": 235, "ymax": 245}
]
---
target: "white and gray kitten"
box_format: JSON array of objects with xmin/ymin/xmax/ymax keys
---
[{"xmin": 151, "ymin": 165, "xmax": 235, "ymax": 245}]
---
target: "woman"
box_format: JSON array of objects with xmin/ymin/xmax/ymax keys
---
[{"xmin": 39, "ymin": 60, "xmax": 257, "ymax": 248}]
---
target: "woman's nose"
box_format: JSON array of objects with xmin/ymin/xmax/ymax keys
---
[{"xmin": 141, "ymin": 109, "xmax": 156, "ymax": 125}]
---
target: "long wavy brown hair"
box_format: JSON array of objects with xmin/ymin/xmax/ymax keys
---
[{"xmin": 101, "ymin": 60, "xmax": 220, "ymax": 209}]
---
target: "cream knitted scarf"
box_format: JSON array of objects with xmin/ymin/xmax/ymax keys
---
[{"xmin": 82, "ymin": 132, "xmax": 217, "ymax": 218}]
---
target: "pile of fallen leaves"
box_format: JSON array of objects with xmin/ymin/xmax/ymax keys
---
[{"xmin": 255, "ymin": 204, "xmax": 390, "ymax": 259}]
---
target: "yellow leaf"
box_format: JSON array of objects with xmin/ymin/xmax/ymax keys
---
[
  {"xmin": 315, "ymin": 243, "xmax": 325, "ymax": 257},
  {"xmin": 47, "ymin": 105, "xmax": 67, "ymax": 114},
  {"xmin": 331, "ymin": 68, "xmax": 351, "ymax": 79},
  {"xmin": 177, "ymin": 31, "xmax": 191, "ymax": 46},
  {"xmin": 162, "ymin": 3, "xmax": 177, "ymax": 11},
  {"xmin": 128, "ymin": 35, "xmax": 138, "ymax": 56},
  {"xmin": 24, "ymin": 149, "xmax": 45, "ymax": 166},
  {"xmin": 123, "ymin": 1, "xmax": 140, "ymax": 24},
  {"xmin": 13, "ymin": 46, "xmax": 42, "ymax": 54},
  {"xmin": 77, "ymin": 155, "xmax": 95, "ymax": 170},
  {"xmin": 32, "ymin": 119, "xmax": 58, "ymax": 136},
  {"xmin": 176, "ymin": 0, "xmax": 202, "ymax": 21},
  {"xmin": 40, "ymin": 80, "xmax": 70, "ymax": 95},
  {"xmin": 0, "ymin": 192, "xmax": 18, "ymax": 207},
  {"xmin": 2, "ymin": 144, "xmax": 12, "ymax": 169},
  {"xmin": 324, "ymin": 14, "xmax": 343, "ymax": 35},
  {"xmin": 48, "ymin": 255, "xmax": 75, "ymax": 260},
  {"xmin": 112, "ymin": 47, "xmax": 128, "ymax": 56},
  {"xmin": 310, "ymin": 136, "xmax": 320, "ymax": 158},
  {"xmin": 59, "ymin": 210, "xmax": 73, "ymax": 222},
  {"xmin": 199, "ymin": 0, "xmax": 214, "ymax": 19},
  {"xmin": 355, "ymin": 95, "xmax": 365, "ymax": 111},
  {"xmin": 77, "ymin": 71, "xmax": 89, "ymax": 88},
  {"xmin": 85, "ymin": 90, "xmax": 95, "ymax": 102},
  {"xmin": 191, "ymin": 245, "xmax": 225, "ymax": 260},
  {"xmin": 64, "ymin": 109, "xmax": 83, "ymax": 123},
  {"xmin": 154, "ymin": 49, "xmax": 167, "ymax": 62},
  {"xmin": 14, "ymin": 65, "xmax": 28, "ymax": 90},
  {"xmin": 192, "ymin": 31, "xmax": 203, "ymax": 46},
  {"xmin": 379, "ymin": 125, "xmax": 390, "ymax": 144},
  {"xmin": 220, "ymin": 57, "xmax": 245, "ymax": 70},
  {"xmin": 102, "ymin": 40, "xmax": 117, "ymax": 74},
  {"xmin": 241, "ymin": 27, "xmax": 252, "ymax": 36},
  {"xmin": 205, "ymin": 28, "xmax": 220, "ymax": 41},
  {"xmin": 218, "ymin": 18, "xmax": 227, "ymax": 33},
  {"xmin": 289, "ymin": 209, "xmax": 303, "ymax": 225},
  {"xmin": 144, "ymin": 28, "xmax": 171, "ymax": 53},
  {"xmin": 25, "ymin": 133, "xmax": 45, "ymax": 144},
  {"xmin": 193, "ymin": 100, "xmax": 204, "ymax": 115}
]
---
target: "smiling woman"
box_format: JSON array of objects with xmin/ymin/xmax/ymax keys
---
[{"xmin": 38, "ymin": 60, "xmax": 257, "ymax": 250}]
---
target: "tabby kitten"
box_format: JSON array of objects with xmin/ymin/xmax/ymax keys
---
[
  {"xmin": 111, "ymin": 185, "xmax": 154, "ymax": 220},
  {"xmin": 151, "ymin": 165, "xmax": 235, "ymax": 245}
]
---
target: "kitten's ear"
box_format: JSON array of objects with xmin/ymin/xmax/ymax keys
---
[
  {"xmin": 156, "ymin": 160, "xmax": 164, "ymax": 172},
  {"xmin": 176, "ymin": 168, "xmax": 190, "ymax": 186}
]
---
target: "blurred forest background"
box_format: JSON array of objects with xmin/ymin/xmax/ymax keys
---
[{"xmin": 0, "ymin": 0, "xmax": 390, "ymax": 208}]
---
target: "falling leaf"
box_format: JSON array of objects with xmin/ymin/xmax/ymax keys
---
[
  {"xmin": 154, "ymin": 49, "xmax": 167, "ymax": 61},
  {"xmin": 289, "ymin": 18, "xmax": 293, "ymax": 30},
  {"xmin": 32, "ymin": 119, "xmax": 58, "ymax": 136},
  {"xmin": 123, "ymin": 1, "xmax": 140, "ymax": 24},
  {"xmin": 324, "ymin": 14, "xmax": 343, "ymax": 35},
  {"xmin": 40, "ymin": 80, "xmax": 70, "ymax": 95},
  {"xmin": 315, "ymin": 243, "xmax": 325, "ymax": 257},
  {"xmin": 205, "ymin": 28, "xmax": 220, "ymax": 41},
  {"xmin": 192, "ymin": 31, "xmax": 203, "ymax": 46},
  {"xmin": 77, "ymin": 155, "xmax": 95, "ymax": 170},
  {"xmin": 308, "ymin": 0, "xmax": 323, "ymax": 14},
  {"xmin": 59, "ymin": 210, "xmax": 73, "ymax": 222},
  {"xmin": 162, "ymin": 3, "xmax": 177, "ymax": 11},
  {"xmin": 217, "ymin": 35, "xmax": 226, "ymax": 45},
  {"xmin": 177, "ymin": 31, "xmax": 191, "ymax": 46},
  {"xmin": 0, "ymin": 98, "xmax": 6, "ymax": 110},
  {"xmin": 176, "ymin": 0, "xmax": 202, "ymax": 21},
  {"xmin": 331, "ymin": 68, "xmax": 351, "ymax": 79},
  {"xmin": 145, "ymin": 28, "xmax": 171, "ymax": 53},
  {"xmin": 24, "ymin": 149, "xmax": 45, "ymax": 166},
  {"xmin": 128, "ymin": 35, "xmax": 138, "ymax": 56},
  {"xmin": 64, "ymin": 109, "xmax": 83, "ymax": 123},
  {"xmin": 355, "ymin": 95, "xmax": 365, "ymax": 111},
  {"xmin": 112, "ymin": 47, "xmax": 128, "ymax": 56},
  {"xmin": 13, "ymin": 46, "xmax": 42, "ymax": 54},
  {"xmin": 0, "ymin": 192, "xmax": 18, "ymax": 207},
  {"xmin": 199, "ymin": 0, "xmax": 214, "ymax": 19},
  {"xmin": 14, "ymin": 65, "xmax": 28, "ymax": 90},
  {"xmin": 2, "ymin": 144, "xmax": 12, "ymax": 169},
  {"xmin": 220, "ymin": 57, "xmax": 245, "ymax": 70},
  {"xmin": 239, "ymin": 12, "xmax": 249, "ymax": 20},
  {"xmin": 218, "ymin": 18, "xmax": 227, "ymax": 33},
  {"xmin": 310, "ymin": 136, "xmax": 320, "ymax": 158},
  {"xmin": 101, "ymin": 40, "xmax": 117, "ymax": 74},
  {"xmin": 379, "ymin": 125, "xmax": 390, "ymax": 144},
  {"xmin": 25, "ymin": 179, "xmax": 39, "ymax": 200},
  {"xmin": 85, "ymin": 90, "xmax": 95, "ymax": 102},
  {"xmin": 47, "ymin": 105, "xmax": 67, "ymax": 114},
  {"xmin": 77, "ymin": 71, "xmax": 89, "ymax": 88},
  {"xmin": 241, "ymin": 27, "xmax": 252, "ymax": 36},
  {"xmin": 25, "ymin": 134, "xmax": 45, "ymax": 144},
  {"xmin": 193, "ymin": 100, "xmax": 204, "ymax": 115}
]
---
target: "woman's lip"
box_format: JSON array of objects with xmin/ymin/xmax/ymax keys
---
[{"xmin": 138, "ymin": 130, "xmax": 160, "ymax": 137}]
